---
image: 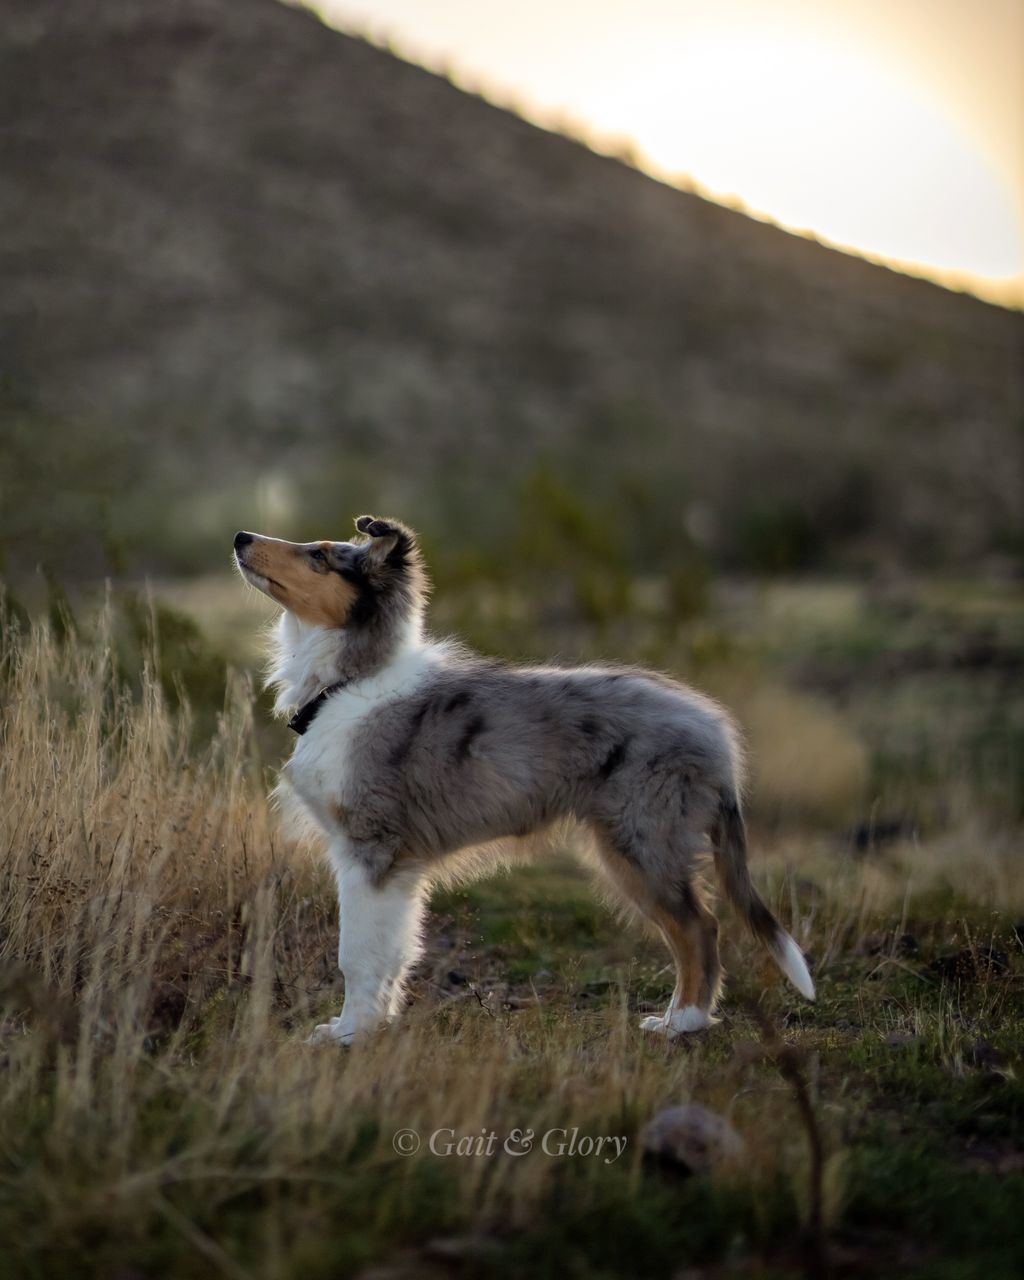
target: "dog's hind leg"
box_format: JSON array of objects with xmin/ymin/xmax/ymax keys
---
[
  {"xmin": 587, "ymin": 830, "xmax": 722, "ymax": 1037},
  {"xmin": 309, "ymin": 851, "xmax": 426, "ymax": 1046},
  {"xmin": 640, "ymin": 885, "xmax": 722, "ymax": 1036}
]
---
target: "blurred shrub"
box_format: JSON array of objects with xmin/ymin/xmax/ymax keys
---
[
  {"xmin": 515, "ymin": 463, "xmax": 622, "ymax": 567},
  {"xmin": 20, "ymin": 583, "xmax": 233, "ymax": 744},
  {"xmin": 572, "ymin": 568, "xmax": 632, "ymax": 627},
  {"xmin": 666, "ymin": 555, "xmax": 711, "ymax": 621},
  {"xmin": 730, "ymin": 465, "xmax": 876, "ymax": 574},
  {"xmin": 507, "ymin": 459, "xmax": 714, "ymax": 627},
  {"xmin": 966, "ymin": 710, "xmax": 1024, "ymax": 821},
  {"xmin": 116, "ymin": 593, "xmax": 229, "ymax": 726},
  {"xmin": 0, "ymin": 382, "xmax": 141, "ymax": 578},
  {"xmin": 0, "ymin": 585, "xmax": 28, "ymax": 634},
  {"xmin": 734, "ymin": 502, "xmax": 820, "ymax": 574},
  {"xmin": 737, "ymin": 684, "xmax": 868, "ymax": 825}
]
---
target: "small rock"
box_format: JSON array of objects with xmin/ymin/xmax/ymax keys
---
[
  {"xmin": 882, "ymin": 1031, "xmax": 918, "ymax": 1049},
  {"xmin": 640, "ymin": 1104, "xmax": 743, "ymax": 1174},
  {"xmin": 424, "ymin": 1236, "xmax": 501, "ymax": 1263},
  {"xmin": 969, "ymin": 1039, "xmax": 1014, "ymax": 1078}
]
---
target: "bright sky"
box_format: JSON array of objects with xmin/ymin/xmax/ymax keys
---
[{"xmin": 315, "ymin": 0, "xmax": 1024, "ymax": 307}]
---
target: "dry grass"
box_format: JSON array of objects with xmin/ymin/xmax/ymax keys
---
[{"xmin": 1, "ymin": 607, "xmax": 1022, "ymax": 1279}]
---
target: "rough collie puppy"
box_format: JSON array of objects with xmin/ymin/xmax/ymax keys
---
[{"xmin": 234, "ymin": 516, "xmax": 814, "ymax": 1044}]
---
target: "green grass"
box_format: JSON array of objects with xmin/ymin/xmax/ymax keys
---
[
  {"xmin": 4, "ymin": 889, "xmax": 1020, "ymax": 1279},
  {"xmin": 1, "ymin": 579, "xmax": 1022, "ymax": 1278}
]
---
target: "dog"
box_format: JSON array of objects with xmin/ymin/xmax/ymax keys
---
[{"xmin": 234, "ymin": 516, "xmax": 814, "ymax": 1044}]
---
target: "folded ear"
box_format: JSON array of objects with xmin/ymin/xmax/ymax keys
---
[
  {"xmin": 355, "ymin": 515, "xmax": 398, "ymax": 538},
  {"xmin": 354, "ymin": 514, "xmax": 408, "ymax": 565}
]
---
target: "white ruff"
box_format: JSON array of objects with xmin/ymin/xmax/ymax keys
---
[
  {"xmin": 267, "ymin": 611, "xmax": 425, "ymax": 712},
  {"xmin": 274, "ymin": 613, "xmax": 441, "ymax": 832}
]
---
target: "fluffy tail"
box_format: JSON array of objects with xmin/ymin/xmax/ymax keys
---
[{"xmin": 712, "ymin": 795, "xmax": 815, "ymax": 1000}]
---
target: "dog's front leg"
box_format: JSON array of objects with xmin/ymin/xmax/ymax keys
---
[{"xmin": 309, "ymin": 849, "xmax": 426, "ymax": 1046}]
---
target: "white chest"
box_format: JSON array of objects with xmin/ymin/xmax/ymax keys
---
[{"xmin": 282, "ymin": 645, "xmax": 437, "ymax": 832}]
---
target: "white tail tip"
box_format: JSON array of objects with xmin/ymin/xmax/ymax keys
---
[{"xmin": 774, "ymin": 932, "xmax": 816, "ymax": 1001}]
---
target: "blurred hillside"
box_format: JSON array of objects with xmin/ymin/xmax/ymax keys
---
[{"xmin": 1, "ymin": 0, "xmax": 1022, "ymax": 579}]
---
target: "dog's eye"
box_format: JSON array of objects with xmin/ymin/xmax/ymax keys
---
[{"xmin": 310, "ymin": 548, "xmax": 327, "ymax": 563}]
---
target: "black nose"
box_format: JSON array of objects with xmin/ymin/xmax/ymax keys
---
[{"xmin": 234, "ymin": 531, "xmax": 254, "ymax": 551}]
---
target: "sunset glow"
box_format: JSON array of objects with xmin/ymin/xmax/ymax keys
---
[{"xmin": 319, "ymin": 0, "xmax": 1024, "ymax": 306}]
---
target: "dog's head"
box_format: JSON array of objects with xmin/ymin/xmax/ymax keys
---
[{"xmin": 233, "ymin": 516, "xmax": 425, "ymax": 628}]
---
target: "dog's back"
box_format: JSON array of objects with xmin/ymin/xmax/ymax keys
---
[{"xmin": 336, "ymin": 658, "xmax": 736, "ymax": 872}]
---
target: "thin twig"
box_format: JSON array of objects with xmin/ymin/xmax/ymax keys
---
[
  {"xmin": 468, "ymin": 981, "xmax": 497, "ymax": 1018},
  {"xmin": 750, "ymin": 1008, "xmax": 829, "ymax": 1280}
]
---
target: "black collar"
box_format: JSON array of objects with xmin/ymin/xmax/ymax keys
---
[{"xmin": 288, "ymin": 680, "xmax": 349, "ymax": 735}]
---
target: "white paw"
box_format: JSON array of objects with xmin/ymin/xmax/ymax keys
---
[
  {"xmin": 665, "ymin": 1005, "xmax": 718, "ymax": 1034},
  {"xmin": 641, "ymin": 1006, "xmax": 717, "ymax": 1038},
  {"xmin": 307, "ymin": 1021, "xmax": 356, "ymax": 1046}
]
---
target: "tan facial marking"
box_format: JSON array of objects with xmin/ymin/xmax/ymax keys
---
[{"xmin": 237, "ymin": 534, "xmax": 357, "ymax": 627}]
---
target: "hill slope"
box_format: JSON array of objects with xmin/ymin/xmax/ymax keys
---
[{"xmin": 1, "ymin": 0, "xmax": 1022, "ymax": 573}]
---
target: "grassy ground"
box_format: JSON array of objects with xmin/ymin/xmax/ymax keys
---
[{"xmin": 1, "ymin": 579, "xmax": 1022, "ymax": 1279}]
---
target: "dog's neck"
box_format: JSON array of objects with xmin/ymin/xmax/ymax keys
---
[{"xmin": 268, "ymin": 610, "xmax": 425, "ymax": 714}]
